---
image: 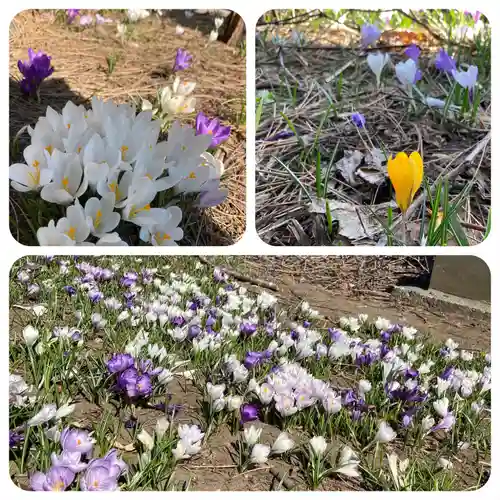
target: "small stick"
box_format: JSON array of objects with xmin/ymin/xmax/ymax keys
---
[{"xmin": 197, "ymin": 256, "xmax": 279, "ymax": 291}]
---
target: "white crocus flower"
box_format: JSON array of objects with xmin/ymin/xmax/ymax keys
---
[
  {"xmin": 206, "ymin": 382, "xmax": 226, "ymax": 401},
  {"xmin": 395, "ymin": 59, "xmax": 419, "ymax": 86},
  {"xmin": 84, "ymin": 193, "xmax": 121, "ymax": 237},
  {"xmin": 174, "ymin": 164, "xmax": 212, "ymax": 194},
  {"xmin": 164, "ymin": 122, "xmax": 212, "ymax": 167},
  {"xmin": 387, "ymin": 453, "xmax": 408, "ymax": 489},
  {"xmin": 137, "ymin": 429, "xmax": 155, "ymax": 451},
  {"xmin": 9, "ymin": 144, "xmax": 52, "ymax": 192},
  {"xmin": 40, "ymin": 150, "xmax": 88, "ymax": 205},
  {"xmin": 155, "ymin": 417, "xmax": 170, "ymax": 439},
  {"xmin": 214, "ymin": 17, "xmax": 224, "ymax": 29},
  {"xmin": 226, "ymin": 395, "xmax": 243, "ymax": 411},
  {"xmin": 438, "ymin": 457, "xmax": 453, "ymax": 470},
  {"xmin": 175, "ymin": 25, "xmax": 185, "ymax": 35},
  {"xmin": 56, "ymin": 200, "xmax": 91, "ymax": 244},
  {"xmin": 374, "ymin": 421, "xmax": 397, "ymax": 443},
  {"xmin": 121, "ymin": 178, "xmax": 164, "ymax": 227},
  {"xmin": 96, "ymin": 232, "xmax": 128, "ymax": 246},
  {"xmin": 37, "ymin": 221, "xmax": 73, "ymax": 245},
  {"xmin": 55, "ymin": 403, "xmax": 75, "ymax": 419},
  {"xmin": 209, "ymin": 30, "xmax": 218, "ymax": 42},
  {"xmin": 358, "ymin": 379, "xmax": 372, "ymax": 396},
  {"xmin": 172, "ymin": 76, "xmax": 196, "ymax": 97},
  {"xmin": 251, "ymin": 443, "xmax": 270, "ymax": 464},
  {"xmin": 375, "ymin": 316, "xmax": 391, "ymax": 330},
  {"xmin": 22, "ymin": 325, "xmax": 39, "ymax": 346},
  {"xmin": 160, "ymin": 79, "xmax": 196, "ymax": 115},
  {"xmin": 243, "ymin": 425, "xmax": 262, "ymax": 446},
  {"xmin": 309, "ymin": 436, "xmax": 328, "ymax": 457},
  {"xmin": 425, "ymin": 97, "xmax": 446, "ymax": 108},
  {"xmin": 139, "ymin": 206, "xmax": 184, "ymax": 246},
  {"xmin": 436, "ymin": 377, "xmax": 451, "ymax": 397},
  {"xmin": 271, "ymin": 433, "xmax": 294, "ymax": 454},
  {"xmin": 82, "ymin": 133, "xmax": 122, "ymax": 189},
  {"xmin": 27, "ymin": 404, "xmax": 57, "ymax": 426},
  {"xmin": 97, "ymin": 168, "xmax": 131, "ymax": 207},
  {"xmin": 421, "ymin": 415, "xmax": 435, "ymax": 433},
  {"xmin": 367, "ymin": 52, "xmax": 390, "ymax": 87},
  {"xmin": 433, "ymin": 397, "xmax": 449, "ymax": 418},
  {"xmin": 336, "ymin": 445, "xmax": 360, "ymax": 477}
]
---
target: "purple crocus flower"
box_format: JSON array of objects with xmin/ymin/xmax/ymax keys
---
[
  {"xmin": 80, "ymin": 465, "xmax": 118, "ymax": 491},
  {"xmin": 380, "ymin": 330, "xmax": 392, "ymax": 342},
  {"xmin": 172, "ymin": 316, "xmax": 185, "ymax": 327},
  {"xmin": 402, "ymin": 414, "xmax": 413, "ymax": 428},
  {"xmin": 51, "ymin": 451, "xmax": 88, "ymax": 473},
  {"xmin": 173, "ymin": 48, "xmax": 192, "ymax": 72},
  {"xmin": 435, "ymin": 48, "xmax": 456, "ymax": 73},
  {"xmin": 107, "ymin": 353, "xmax": 134, "ymax": 374},
  {"xmin": 60, "ymin": 428, "xmax": 94, "ymax": 454},
  {"xmin": 213, "ymin": 267, "xmax": 227, "ymax": 282},
  {"xmin": 87, "ymin": 449, "xmax": 127, "ymax": 478},
  {"xmin": 452, "ymin": 65, "xmax": 478, "ymax": 89},
  {"xmin": 195, "ymin": 112, "xmax": 231, "ymax": 148},
  {"xmin": 88, "ymin": 289, "xmax": 103, "ymax": 303},
  {"xmin": 240, "ymin": 403, "xmax": 259, "ymax": 423},
  {"xmin": 465, "ymin": 10, "xmax": 481, "ymax": 23},
  {"xmin": 432, "ymin": 413, "xmax": 456, "ymax": 432},
  {"xmin": 405, "ymin": 43, "xmax": 421, "ymax": 62},
  {"xmin": 64, "ymin": 285, "xmax": 77, "ymax": 296},
  {"xmin": 79, "ymin": 14, "xmax": 93, "ymax": 26},
  {"xmin": 31, "ymin": 466, "xmax": 75, "ymax": 491},
  {"xmin": 117, "ymin": 367, "xmax": 139, "ymax": 395},
  {"xmin": 120, "ymin": 272, "xmax": 138, "ymax": 287},
  {"xmin": 9, "ymin": 430, "xmax": 23, "ymax": 448},
  {"xmin": 136, "ymin": 375, "xmax": 153, "ymax": 396},
  {"xmin": 265, "ymin": 130, "xmax": 295, "ymax": 141},
  {"xmin": 205, "ymin": 316, "xmax": 216, "ymax": 327},
  {"xmin": 244, "ymin": 351, "xmax": 263, "ymax": 369},
  {"xmin": 17, "ymin": 48, "xmax": 54, "ymax": 96},
  {"xmin": 351, "ymin": 112, "xmax": 366, "ymax": 128},
  {"xmin": 360, "ymin": 23, "xmax": 381, "ymax": 47},
  {"xmin": 441, "ymin": 365, "xmax": 454, "ymax": 380},
  {"xmin": 188, "ymin": 324, "xmax": 201, "ymax": 339},
  {"xmin": 240, "ymin": 322, "xmax": 257, "ymax": 336},
  {"xmin": 67, "ymin": 9, "xmax": 80, "ymax": 23},
  {"xmin": 328, "ymin": 328, "xmax": 343, "ymax": 342}
]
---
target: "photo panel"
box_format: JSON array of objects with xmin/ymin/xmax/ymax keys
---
[
  {"xmin": 9, "ymin": 255, "xmax": 490, "ymax": 491},
  {"xmin": 9, "ymin": 9, "xmax": 246, "ymax": 247},
  {"xmin": 255, "ymin": 9, "xmax": 490, "ymax": 246}
]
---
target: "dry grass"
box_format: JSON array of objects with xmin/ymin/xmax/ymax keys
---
[
  {"xmin": 9, "ymin": 10, "xmax": 246, "ymax": 246},
  {"xmin": 255, "ymin": 16, "xmax": 490, "ymax": 246}
]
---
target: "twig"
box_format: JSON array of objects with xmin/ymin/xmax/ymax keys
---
[{"xmin": 197, "ymin": 256, "xmax": 279, "ymax": 291}]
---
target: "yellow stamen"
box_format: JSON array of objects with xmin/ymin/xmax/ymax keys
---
[
  {"xmin": 188, "ymin": 172, "xmax": 196, "ymax": 179},
  {"xmin": 52, "ymin": 481, "xmax": 65, "ymax": 491},
  {"xmin": 108, "ymin": 182, "xmax": 122, "ymax": 200},
  {"xmin": 129, "ymin": 204, "xmax": 151, "ymax": 218},
  {"xmin": 95, "ymin": 209, "xmax": 103, "ymax": 228},
  {"xmin": 146, "ymin": 174, "xmax": 153, "ymax": 180},
  {"xmin": 155, "ymin": 232, "xmax": 171, "ymax": 242},
  {"xmin": 207, "ymin": 130, "xmax": 213, "ymax": 135},
  {"xmin": 61, "ymin": 177, "xmax": 70, "ymax": 191},
  {"xmin": 45, "ymin": 145, "xmax": 53, "ymax": 155},
  {"xmin": 180, "ymin": 145, "xmax": 187, "ymax": 151},
  {"xmin": 67, "ymin": 123, "xmax": 71, "ymax": 130},
  {"xmin": 93, "ymin": 480, "xmax": 99, "ymax": 488},
  {"xmin": 77, "ymin": 146, "xmax": 82, "ymax": 153},
  {"xmin": 28, "ymin": 163, "xmax": 41, "ymax": 186},
  {"xmin": 120, "ymin": 145, "xmax": 129, "ymax": 161},
  {"xmin": 66, "ymin": 227, "xmax": 76, "ymax": 240}
]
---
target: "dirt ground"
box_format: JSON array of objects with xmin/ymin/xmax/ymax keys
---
[{"xmin": 9, "ymin": 10, "xmax": 246, "ymax": 245}]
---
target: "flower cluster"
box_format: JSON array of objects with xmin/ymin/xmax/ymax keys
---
[
  {"xmin": 10, "ymin": 97, "xmax": 228, "ymax": 246},
  {"xmin": 31, "ymin": 428, "xmax": 127, "ymax": 491}
]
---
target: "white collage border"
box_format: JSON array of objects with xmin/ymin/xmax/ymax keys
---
[{"xmin": 1, "ymin": 1, "xmax": 496, "ymax": 498}]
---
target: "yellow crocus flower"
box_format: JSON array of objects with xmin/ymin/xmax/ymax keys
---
[{"xmin": 387, "ymin": 151, "xmax": 423, "ymax": 213}]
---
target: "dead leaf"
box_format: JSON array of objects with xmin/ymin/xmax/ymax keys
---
[
  {"xmin": 334, "ymin": 150, "xmax": 363, "ymax": 186},
  {"xmin": 308, "ymin": 198, "xmax": 382, "ymax": 241}
]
